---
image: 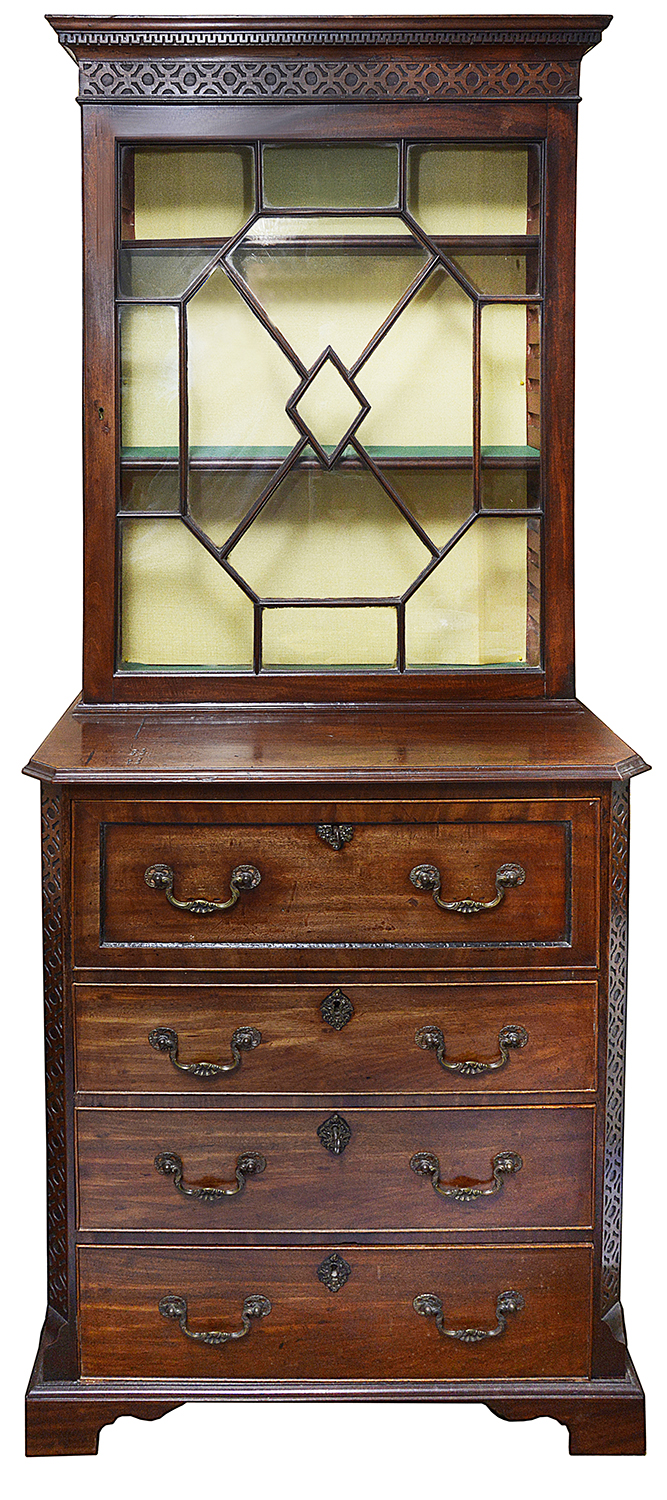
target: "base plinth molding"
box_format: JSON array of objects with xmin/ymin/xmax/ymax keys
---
[{"xmin": 26, "ymin": 1354, "xmax": 645, "ymax": 1457}]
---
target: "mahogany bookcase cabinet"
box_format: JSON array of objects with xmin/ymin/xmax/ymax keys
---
[{"xmin": 25, "ymin": 15, "xmax": 648, "ymax": 1457}]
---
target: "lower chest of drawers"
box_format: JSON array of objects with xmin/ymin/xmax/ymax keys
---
[
  {"xmin": 59, "ymin": 787, "xmax": 612, "ymax": 1395},
  {"xmin": 30, "ymin": 755, "xmax": 645, "ymax": 1455}
]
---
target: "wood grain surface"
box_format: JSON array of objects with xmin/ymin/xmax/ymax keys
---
[
  {"xmin": 72, "ymin": 795, "xmax": 599, "ymax": 967},
  {"xmin": 26, "ymin": 698, "xmax": 646, "ymax": 783},
  {"xmin": 73, "ymin": 979, "xmax": 598, "ymax": 1097},
  {"xmin": 76, "ymin": 1103, "xmax": 594, "ymax": 1232},
  {"xmin": 77, "ymin": 1242, "xmax": 593, "ymax": 1380}
]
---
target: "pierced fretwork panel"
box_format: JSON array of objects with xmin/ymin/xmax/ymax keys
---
[{"xmin": 117, "ymin": 140, "xmax": 542, "ymax": 673}]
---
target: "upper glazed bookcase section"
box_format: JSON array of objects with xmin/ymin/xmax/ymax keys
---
[
  {"xmin": 53, "ymin": 16, "xmax": 606, "ymax": 702},
  {"xmin": 48, "ymin": 15, "xmax": 611, "ymax": 102}
]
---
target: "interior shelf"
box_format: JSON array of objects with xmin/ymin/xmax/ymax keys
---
[
  {"xmin": 121, "ymin": 234, "xmax": 540, "ymax": 252},
  {"xmin": 120, "ymin": 445, "xmax": 541, "ymax": 468}
]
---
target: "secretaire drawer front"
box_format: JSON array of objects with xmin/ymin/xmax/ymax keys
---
[
  {"xmin": 77, "ymin": 1244, "xmax": 592, "ymax": 1380},
  {"xmin": 74, "ymin": 980, "xmax": 598, "ymax": 1096},
  {"xmin": 76, "ymin": 1105, "xmax": 593, "ymax": 1232},
  {"xmin": 72, "ymin": 797, "xmax": 599, "ymax": 968}
]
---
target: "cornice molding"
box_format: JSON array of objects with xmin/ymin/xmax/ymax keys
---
[{"xmin": 77, "ymin": 56, "xmax": 581, "ymax": 102}]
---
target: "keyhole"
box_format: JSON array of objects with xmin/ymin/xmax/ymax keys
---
[{"xmin": 321, "ymin": 988, "xmax": 354, "ymax": 1030}]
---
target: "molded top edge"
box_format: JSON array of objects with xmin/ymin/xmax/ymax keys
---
[{"xmin": 22, "ymin": 697, "xmax": 648, "ymax": 786}]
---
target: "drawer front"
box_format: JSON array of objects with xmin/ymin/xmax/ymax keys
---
[
  {"xmin": 74, "ymin": 980, "xmax": 598, "ymax": 1096},
  {"xmin": 72, "ymin": 797, "xmax": 599, "ymax": 969},
  {"xmin": 76, "ymin": 1105, "xmax": 593, "ymax": 1232},
  {"xmin": 77, "ymin": 1243, "xmax": 592, "ymax": 1380}
]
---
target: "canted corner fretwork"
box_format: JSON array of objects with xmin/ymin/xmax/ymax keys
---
[
  {"xmin": 41, "ymin": 789, "xmax": 67, "ymax": 1321},
  {"xmin": 602, "ymin": 779, "xmax": 630, "ymax": 1315}
]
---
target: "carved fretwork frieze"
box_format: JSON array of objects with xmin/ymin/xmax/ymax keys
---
[
  {"xmin": 41, "ymin": 790, "xmax": 67, "ymax": 1321},
  {"xmin": 77, "ymin": 57, "xmax": 581, "ymax": 103},
  {"xmin": 602, "ymin": 780, "xmax": 630, "ymax": 1316}
]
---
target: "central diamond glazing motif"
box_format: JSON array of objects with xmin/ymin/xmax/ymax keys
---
[{"xmin": 287, "ymin": 346, "xmax": 370, "ymax": 467}]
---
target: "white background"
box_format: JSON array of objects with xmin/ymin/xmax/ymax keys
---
[{"xmin": 0, "ymin": 1, "xmax": 664, "ymax": 1495}]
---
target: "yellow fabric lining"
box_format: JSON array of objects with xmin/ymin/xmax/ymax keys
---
[
  {"xmin": 133, "ymin": 149, "xmax": 253, "ymax": 239},
  {"xmin": 481, "ymin": 304, "xmax": 534, "ymax": 448},
  {"xmin": 408, "ymin": 147, "xmax": 529, "ymax": 235},
  {"xmin": 263, "ymin": 607, "xmax": 397, "ymax": 667},
  {"xmin": 454, "ymin": 254, "xmax": 529, "ymax": 296},
  {"xmin": 406, "ymin": 519, "xmax": 528, "ymax": 666},
  {"xmin": 121, "ymin": 507, "xmax": 529, "ymax": 669},
  {"xmin": 262, "ymin": 145, "xmax": 400, "ymax": 209},
  {"xmin": 120, "ymin": 306, "xmax": 179, "ymax": 450},
  {"xmin": 188, "ymin": 270, "xmax": 299, "ymax": 450},
  {"xmin": 233, "ymin": 241, "xmax": 429, "ymax": 371},
  {"xmin": 228, "ymin": 467, "xmax": 431, "ymax": 599},
  {"xmin": 120, "ymin": 272, "xmax": 534, "ymax": 454},
  {"xmin": 358, "ymin": 273, "xmax": 474, "ymax": 448},
  {"xmin": 121, "ymin": 520, "xmax": 253, "ymax": 667}
]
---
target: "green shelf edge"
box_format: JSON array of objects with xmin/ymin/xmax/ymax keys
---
[{"xmin": 120, "ymin": 445, "xmax": 540, "ymax": 461}]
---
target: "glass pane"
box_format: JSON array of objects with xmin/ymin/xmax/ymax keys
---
[
  {"xmin": 263, "ymin": 145, "xmax": 399, "ymax": 209},
  {"xmin": 451, "ymin": 252, "xmax": 538, "ymax": 297},
  {"xmin": 120, "ymin": 518, "xmax": 253, "ymax": 668},
  {"xmin": 386, "ymin": 468, "xmax": 473, "ymax": 548},
  {"xmin": 406, "ymin": 518, "xmax": 535, "ymax": 666},
  {"xmin": 481, "ymin": 304, "xmax": 540, "ymax": 454},
  {"xmin": 120, "ymin": 468, "xmax": 179, "ymax": 512},
  {"xmin": 132, "ymin": 148, "xmax": 254, "ymax": 240},
  {"xmin": 358, "ymin": 269, "xmax": 473, "ymax": 454},
  {"xmin": 480, "ymin": 468, "xmax": 539, "ymax": 511},
  {"xmin": 188, "ymin": 468, "xmax": 277, "ymax": 550},
  {"xmin": 228, "ymin": 216, "xmax": 428, "ymax": 368},
  {"xmin": 119, "ymin": 248, "xmax": 215, "ymax": 299},
  {"xmin": 240, "ymin": 215, "xmax": 408, "ymax": 242},
  {"xmin": 187, "ymin": 267, "xmax": 298, "ymax": 460},
  {"xmin": 120, "ymin": 305, "xmax": 179, "ymax": 456},
  {"xmin": 229, "ymin": 456, "xmax": 431, "ymax": 599},
  {"xmin": 263, "ymin": 607, "xmax": 396, "ymax": 668},
  {"xmin": 407, "ymin": 146, "xmax": 537, "ymax": 236}
]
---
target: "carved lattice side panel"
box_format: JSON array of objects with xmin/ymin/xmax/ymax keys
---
[
  {"xmin": 602, "ymin": 779, "xmax": 630, "ymax": 1314},
  {"xmin": 41, "ymin": 790, "xmax": 68, "ymax": 1320}
]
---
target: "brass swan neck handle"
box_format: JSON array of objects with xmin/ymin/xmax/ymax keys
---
[
  {"xmin": 415, "ymin": 1024, "xmax": 528, "ymax": 1077},
  {"xmin": 409, "ymin": 861, "xmax": 525, "ymax": 915},
  {"xmin": 149, "ymin": 1025, "xmax": 262, "ymax": 1078},
  {"xmin": 413, "ymin": 1289, "xmax": 525, "ymax": 1343},
  {"xmin": 154, "ymin": 1150, "xmax": 266, "ymax": 1200},
  {"xmin": 144, "ymin": 862, "xmax": 261, "ymax": 916},
  {"xmin": 159, "ymin": 1293, "xmax": 271, "ymax": 1345},
  {"xmin": 410, "ymin": 1149, "xmax": 523, "ymax": 1201}
]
